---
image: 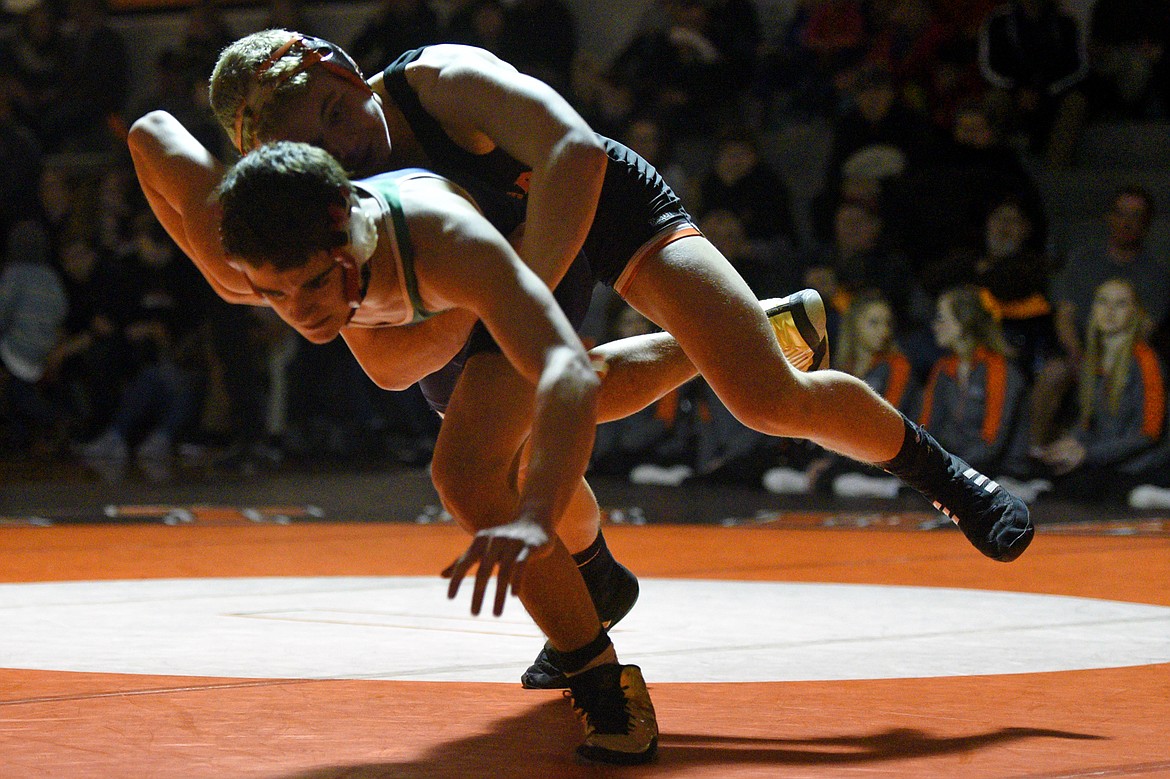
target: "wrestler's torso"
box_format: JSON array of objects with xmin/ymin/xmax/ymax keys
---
[
  {"xmin": 345, "ymin": 169, "xmax": 450, "ymax": 329},
  {"xmin": 377, "ymin": 47, "xmax": 694, "ymax": 287}
]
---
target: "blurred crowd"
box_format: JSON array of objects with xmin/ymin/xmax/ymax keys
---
[{"xmin": 1, "ymin": 0, "xmax": 1169, "ymax": 507}]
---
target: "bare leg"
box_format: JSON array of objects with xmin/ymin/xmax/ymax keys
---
[
  {"xmin": 430, "ymin": 352, "xmax": 603, "ymax": 652},
  {"xmin": 623, "ymin": 236, "xmax": 905, "ymax": 461},
  {"xmin": 623, "ymin": 235, "xmax": 1033, "ymax": 562},
  {"xmin": 590, "ymin": 332, "xmax": 698, "ymax": 423}
]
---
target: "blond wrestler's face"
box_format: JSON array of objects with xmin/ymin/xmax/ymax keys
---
[
  {"xmin": 261, "ymin": 70, "xmax": 392, "ymax": 178},
  {"xmin": 242, "ymin": 252, "xmax": 352, "ymax": 344}
]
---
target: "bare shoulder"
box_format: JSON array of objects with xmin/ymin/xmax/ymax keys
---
[
  {"xmin": 407, "ymin": 44, "xmax": 517, "ymax": 86},
  {"xmin": 397, "ymin": 174, "xmax": 478, "ymax": 220},
  {"xmin": 395, "ymin": 174, "xmax": 492, "ymax": 254}
]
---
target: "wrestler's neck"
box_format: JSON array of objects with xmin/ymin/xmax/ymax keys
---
[{"xmin": 371, "ymin": 77, "xmax": 430, "ymax": 169}]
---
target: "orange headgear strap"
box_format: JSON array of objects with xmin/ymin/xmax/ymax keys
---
[{"xmin": 232, "ymin": 33, "xmax": 372, "ymax": 154}]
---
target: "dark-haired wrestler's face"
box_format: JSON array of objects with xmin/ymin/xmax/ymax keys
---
[{"xmin": 242, "ymin": 252, "xmax": 352, "ymax": 344}]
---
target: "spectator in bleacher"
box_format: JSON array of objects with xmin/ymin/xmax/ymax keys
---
[
  {"xmin": 696, "ymin": 129, "xmax": 798, "ymax": 295},
  {"xmin": 894, "ymin": 97, "xmax": 1043, "ymax": 290},
  {"xmin": 0, "ymin": 1, "xmax": 67, "ymax": 133},
  {"xmin": 978, "ymin": 0, "xmax": 1088, "ymax": 167},
  {"xmin": 0, "ymin": 219, "xmax": 68, "ymax": 456},
  {"xmin": 36, "ymin": 165, "xmax": 81, "ymax": 241},
  {"xmin": 76, "ymin": 210, "xmax": 210, "ymax": 481},
  {"xmin": 1084, "ymin": 0, "xmax": 1170, "ymax": 120},
  {"xmin": 619, "ymin": 112, "xmax": 697, "ymax": 211},
  {"xmin": 799, "ymin": 0, "xmax": 870, "ymax": 94},
  {"xmin": 44, "ymin": 233, "xmax": 133, "ymax": 442},
  {"xmin": 348, "ymin": 0, "xmax": 441, "ymax": 79},
  {"xmin": 1034, "ymin": 278, "xmax": 1169, "ymax": 504},
  {"xmin": 862, "ymin": 0, "xmax": 937, "ymax": 108},
  {"xmin": 37, "ymin": 0, "xmax": 129, "ymax": 153},
  {"xmin": 928, "ymin": 0, "xmax": 1000, "ymax": 105},
  {"xmin": 970, "ymin": 195, "xmax": 1057, "ymax": 379},
  {"xmin": 752, "ymin": 0, "xmax": 840, "ymax": 119},
  {"xmin": 803, "ymin": 197, "xmax": 919, "ymax": 333},
  {"xmin": 813, "ymin": 64, "xmax": 940, "ymax": 242},
  {"xmin": 609, "ymin": 0, "xmax": 728, "ymax": 140},
  {"xmin": 920, "ymin": 283, "xmax": 1029, "ymax": 479},
  {"xmin": 835, "ymin": 289, "xmax": 921, "ymax": 417},
  {"xmin": 1031, "ymin": 185, "xmax": 1170, "ymax": 447}
]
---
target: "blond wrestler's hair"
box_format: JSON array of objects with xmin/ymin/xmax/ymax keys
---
[{"xmin": 209, "ymin": 29, "xmax": 316, "ymax": 154}]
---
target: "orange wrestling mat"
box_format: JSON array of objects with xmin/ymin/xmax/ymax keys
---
[{"xmin": 1, "ymin": 520, "xmax": 1167, "ymax": 778}]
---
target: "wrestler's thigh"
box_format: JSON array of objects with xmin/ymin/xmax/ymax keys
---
[
  {"xmin": 431, "ymin": 351, "xmax": 535, "ymax": 529},
  {"xmin": 621, "ymin": 236, "xmax": 801, "ymax": 420}
]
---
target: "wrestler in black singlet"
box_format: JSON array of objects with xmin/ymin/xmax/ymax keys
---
[
  {"xmin": 384, "ymin": 48, "xmax": 695, "ymax": 413},
  {"xmin": 382, "ymin": 48, "xmax": 696, "ymax": 289}
]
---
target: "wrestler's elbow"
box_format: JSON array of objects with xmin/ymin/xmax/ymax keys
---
[
  {"xmin": 357, "ymin": 361, "xmax": 417, "ymax": 393},
  {"xmin": 127, "ymin": 111, "xmax": 170, "ymax": 152},
  {"xmin": 557, "ymin": 130, "xmax": 607, "ymax": 183}
]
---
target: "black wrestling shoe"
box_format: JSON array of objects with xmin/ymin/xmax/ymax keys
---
[
  {"xmin": 522, "ymin": 563, "xmax": 640, "ymax": 690},
  {"xmin": 566, "ymin": 663, "xmax": 658, "ymax": 765},
  {"xmin": 934, "ymin": 466, "xmax": 1034, "ymax": 562},
  {"xmin": 762, "ymin": 289, "xmax": 830, "ymax": 371},
  {"xmin": 885, "ymin": 422, "xmax": 1034, "ymax": 562}
]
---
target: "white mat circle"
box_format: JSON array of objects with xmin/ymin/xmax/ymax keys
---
[{"xmin": 1, "ymin": 577, "xmax": 1167, "ymax": 682}]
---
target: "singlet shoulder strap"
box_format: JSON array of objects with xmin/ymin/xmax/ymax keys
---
[{"xmin": 354, "ymin": 172, "xmax": 439, "ymax": 324}]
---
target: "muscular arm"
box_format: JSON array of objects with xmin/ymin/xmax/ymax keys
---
[
  {"xmin": 127, "ymin": 111, "xmax": 260, "ymax": 305},
  {"xmin": 391, "ymin": 45, "xmax": 608, "ymax": 292},
  {"xmin": 408, "ymin": 180, "xmax": 599, "ymax": 535},
  {"xmin": 130, "ymin": 112, "xmax": 479, "ymax": 389},
  {"xmin": 341, "ymin": 309, "xmax": 478, "ymax": 390}
]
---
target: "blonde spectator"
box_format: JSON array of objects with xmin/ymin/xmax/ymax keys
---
[{"xmin": 1037, "ymin": 278, "xmax": 1170, "ymax": 504}]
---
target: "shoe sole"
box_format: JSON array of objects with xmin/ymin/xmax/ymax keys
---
[
  {"xmin": 761, "ymin": 289, "xmax": 830, "ymax": 371},
  {"xmin": 577, "ymin": 737, "xmax": 658, "ymax": 765}
]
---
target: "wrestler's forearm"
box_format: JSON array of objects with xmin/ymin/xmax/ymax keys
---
[{"xmin": 517, "ymin": 345, "xmax": 600, "ymax": 533}]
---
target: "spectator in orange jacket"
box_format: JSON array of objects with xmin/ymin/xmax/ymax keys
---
[
  {"xmin": 921, "ymin": 283, "xmax": 1028, "ymax": 475},
  {"xmin": 1036, "ymin": 278, "xmax": 1169, "ymax": 503}
]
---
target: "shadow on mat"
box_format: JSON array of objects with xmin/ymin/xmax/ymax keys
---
[
  {"xmin": 658, "ymin": 725, "xmax": 1106, "ymax": 765},
  {"xmin": 268, "ymin": 698, "xmax": 1104, "ymax": 779}
]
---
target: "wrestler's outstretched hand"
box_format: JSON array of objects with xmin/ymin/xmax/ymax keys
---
[{"xmin": 442, "ymin": 517, "xmax": 551, "ymax": 616}]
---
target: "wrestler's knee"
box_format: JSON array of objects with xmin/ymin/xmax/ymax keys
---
[
  {"xmin": 717, "ymin": 362, "xmax": 817, "ymax": 438},
  {"xmin": 430, "ymin": 446, "xmax": 517, "ymax": 531}
]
